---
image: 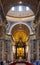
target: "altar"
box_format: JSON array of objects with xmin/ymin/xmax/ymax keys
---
[{"xmin": 15, "ymin": 38, "xmax": 26, "ymax": 60}]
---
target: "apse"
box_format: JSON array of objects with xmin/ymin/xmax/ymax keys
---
[{"xmin": 11, "ymin": 24, "xmax": 30, "ymax": 43}]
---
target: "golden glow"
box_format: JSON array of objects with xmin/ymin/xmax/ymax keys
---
[
  {"xmin": 17, "ymin": 48, "xmax": 24, "ymax": 56},
  {"xmin": 12, "ymin": 30, "xmax": 28, "ymax": 42},
  {"xmin": 11, "ymin": 24, "xmax": 30, "ymax": 45}
]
